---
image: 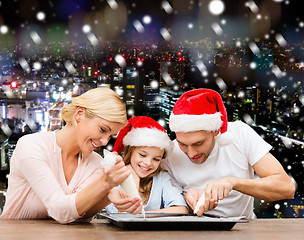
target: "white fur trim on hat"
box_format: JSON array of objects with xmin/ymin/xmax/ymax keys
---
[
  {"xmin": 169, "ymin": 112, "xmax": 223, "ymax": 132},
  {"xmin": 123, "ymin": 128, "xmax": 173, "ymax": 154}
]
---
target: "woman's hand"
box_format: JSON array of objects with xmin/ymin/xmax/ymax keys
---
[{"xmin": 102, "ymin": 155, "xmax": 130, "ymax": 189}]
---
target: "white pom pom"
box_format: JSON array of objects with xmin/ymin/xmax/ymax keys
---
[{"xmin": 216, "ymin": 132, "xmax": 233, "ymax": 145}]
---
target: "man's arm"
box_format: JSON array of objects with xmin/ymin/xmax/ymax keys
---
[
  {"xmin": 204, "ymin": 152, "xmax": 295, "ymax": 202},
  {"xmin": 231, "ymin": 152, "xmax": 295, "ymax": 201},
  {"xmin": 186, "ymin": 152, "xmax": 295, "ymax": 215}
]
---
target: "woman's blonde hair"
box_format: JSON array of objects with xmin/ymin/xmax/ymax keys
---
[
  {"xmin": 122, "ymin": 145, "xmax": 166, "ymax": 203},
  {"xmin": 61, "ymin": 87, "xmax": 127, "ymax": 125}
]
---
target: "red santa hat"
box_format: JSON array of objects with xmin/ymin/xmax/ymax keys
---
[
  {"xmin": 113, "ymin": 116, "xmax": 173, "ymax": 156},
  {"xmin": 169, "ymin": 89, "xmax": 232, "ymax": 145}
]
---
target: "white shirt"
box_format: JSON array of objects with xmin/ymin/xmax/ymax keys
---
[{"xmin": 162, "ymin": 121, "xmax": 272, "ymax": 219}]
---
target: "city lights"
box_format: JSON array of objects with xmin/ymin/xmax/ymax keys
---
[
  {"xmin": 9, "ymin": 81, "xmax": 18, "ymax": 89},
  {"xmin": 0, "ymin": 0, "xmax": 303, "ymax": 220}
]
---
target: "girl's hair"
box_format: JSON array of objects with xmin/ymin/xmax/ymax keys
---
[
  {"xmin": 61, "ymin": 87, "xmax": 127, "ymax": 125},
  {"xmin": 122, "ymin": 145, "xmax": 167, "ymax": 203}
]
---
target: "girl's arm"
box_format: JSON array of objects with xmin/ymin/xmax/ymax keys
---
[{"xmin": 146, "ymin": 205, "xmax": 188, "ymax": 214}]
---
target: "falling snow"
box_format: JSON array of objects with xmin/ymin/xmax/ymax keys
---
[
  {"xmin": 162, "ymin": 1, "xmax": 173, "ymax": 14},
  {"xmin": 246, "ymin": 1, "xmax": 259, "ymax": 13},
  {"xmin": 160, "ymin": 28, "xmax": 171, "ymax": 41},
  {"xmin": 133, "ymin": 20, "xmax": 144, "ymax": 33},
  {"xmin": 208, "ymin": 0, "xmax": 225, "ymax": 16},
  {"xmin": 0, "ymin": 0, "xmax": 303, "ymax": 219},
  {"xmin": 0, "ymin": 25, "xmax": 8, "ymax": 34},
  {"xmin": 215, "ymin": 77, "xmax": 227, "ymax": 90},
  {"xmin": 36, "ymin": 11, "xmax": 46, "ymax": 21},
  {"xmin": 211, "ymin": 22, "xmax": 223, "ymax": 36},
  {"xmin": 275, "ymin": 33, "xmax": 287, "ymax": 47}
]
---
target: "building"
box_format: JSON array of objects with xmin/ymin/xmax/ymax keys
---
[{"xmin": 159, "ymin": 87, "xmax": 185, "ymax": 125}]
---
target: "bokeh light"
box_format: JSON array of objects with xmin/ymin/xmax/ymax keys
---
[
  {"xmin": 36, "ymin": 11, "xmax": 46, "ymax": 21},
  {"xmin": 143, "ymin": 15, "xmax": 152, "ymax": 24},
  {"xmin": 208, "ymin": 0, "xmax": 225, "ymax": 15},
  {"xmin": 0, "ymin": 25, "xmax": 8, "ymax": 34}
]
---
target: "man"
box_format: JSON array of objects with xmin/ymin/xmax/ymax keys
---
[{"xmin": 162, "ymin": 88, "xmax": 295, "ymax": 219}]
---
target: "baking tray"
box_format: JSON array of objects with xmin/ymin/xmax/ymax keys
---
[{"xmin": 99, "ymin": 213, "xmax": 248, "ymax": 231}]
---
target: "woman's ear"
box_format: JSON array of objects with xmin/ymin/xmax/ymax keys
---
[{"xmin": 74, "ymin": 107, "xmax": 86, "ymax": 123}]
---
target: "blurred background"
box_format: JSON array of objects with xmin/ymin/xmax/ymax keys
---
[{"xmin": 0, "ymin": 0, "xmax": 303, "ymax": 218}]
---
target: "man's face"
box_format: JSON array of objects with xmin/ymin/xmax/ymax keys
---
[{"xmin": 175, "ymin": 130, "xmax": 218, "ymax": 164}]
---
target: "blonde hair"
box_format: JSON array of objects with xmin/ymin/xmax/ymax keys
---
[
  {"xmin": 61, "ymin": 87, "xmax": 127, "ymax": 125},
  {"xmin": 123, "ymin": 146, "xmax": 166, "ymax": 203}
]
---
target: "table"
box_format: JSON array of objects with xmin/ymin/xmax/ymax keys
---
[{"xmin": 0, "ymin": 218, "xmax": 303, "ymax": 240}]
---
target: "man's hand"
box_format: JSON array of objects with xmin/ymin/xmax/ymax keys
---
[
  {"xmin": 185, "ymin": 177, "xmax": 235, "ymax": 216},
  {"xmin": 107, "ymin": 188, "xmax": 143, "ymax": 214},
  {"xmin": 204, "ymin": 177, "xmax": 234, "ymax": 201},
  {"xmin": 185, "ymin": 188, "xmax": 218, "ymax": 216}
]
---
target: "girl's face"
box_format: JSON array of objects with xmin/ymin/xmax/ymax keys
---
[
  {"xmin": 130, "ymin": 146, "xmax": 164, "ymax": 178},
  {"xmin": 76, "ymin": 108, "xmax": 124, "ymax": 155}
]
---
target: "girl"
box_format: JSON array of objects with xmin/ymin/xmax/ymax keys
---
[
  {"xmin": 1, "ymin": 87, "xmax": 130, "ymax": 223},
  {"xmin": 106, "ymin": 116, "xmax": 188, "ymax": 214}
]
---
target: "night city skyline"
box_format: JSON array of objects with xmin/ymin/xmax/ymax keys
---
[{"xmin": 0, "ymin": 0, "xmax": 303, "ymax": 218}]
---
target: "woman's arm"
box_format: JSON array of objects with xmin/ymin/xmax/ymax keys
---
[
  {"xmin": 18, "ymin": 153, "xmax": 129, "ymax": 223},
  {"xmin": 76, "ymin": 159, "xmax": 130, "ymax": 218}
]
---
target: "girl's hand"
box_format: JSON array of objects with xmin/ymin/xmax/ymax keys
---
[{"xmin": 108, "ymin": 188, "xmax": 143, "ymax": 214}]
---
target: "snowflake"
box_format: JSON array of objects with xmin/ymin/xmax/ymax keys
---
[
  {"xmin": 215, "ymin": 78, "xmax": 227, "ymax": 90},
  {"xmin": 0, "ymin": 25, "xmax": 8, "ymax": 34},
  {"xmin": 36, "ymin": 11, "xmax": 46, "ymax": 21},
  {"xmin": 162, "ymin": 1, "xmax": 173, "ymax": 14},
  {"xmin": 208, "ymin": 0, "xmax": 225, "ymax": 15}
]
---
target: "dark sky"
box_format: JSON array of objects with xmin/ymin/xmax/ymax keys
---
[{"xmin": 0, "ymin": 0, "xmax": 303, "ymax": 42}]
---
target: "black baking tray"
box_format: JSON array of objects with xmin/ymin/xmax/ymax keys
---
[{"xmin": 99, "ymin": 213, "xmax": 248, "ymax": 231}]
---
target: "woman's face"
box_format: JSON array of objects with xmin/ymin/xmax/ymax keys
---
[
  {"xmin": 76, "ymin": 108, "xmax": 124, "ymax": 155},
  {"xmin": 130, "ymin": 146, "xmax": 164, "ymax": 178}
]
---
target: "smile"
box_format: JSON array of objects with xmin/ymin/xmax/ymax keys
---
[
  {"xmin": 138, "ymin": 165, "xmax": 151, "ymax": 172},
  {"xmin": 91, "ymin": 140, "xmax": 98, "ymax": 149},
  {"xmin": 191, "ymin": 154, "xmax": 202, "ymax": 161}
]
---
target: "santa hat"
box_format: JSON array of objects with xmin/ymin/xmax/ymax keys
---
[
  {"xmin": 169, "ymin": 89, "xmax": 232, "ymax": 145},
  {"xmin": 113, "ymin": 116, "xmax": 173, "ymax": 156}
]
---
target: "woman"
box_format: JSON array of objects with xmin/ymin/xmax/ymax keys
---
[
  {"xmin": 0, "ymin": 87, "xmax": 129, "ymax": 224},
  {"xmin": 106, "ymin": 116, "xmax": 188, "ymax": 214}
]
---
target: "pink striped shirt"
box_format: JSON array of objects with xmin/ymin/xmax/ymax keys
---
[{"xmin": 0, "ymin": 131, "xmax": 103, "ymax": 224}]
